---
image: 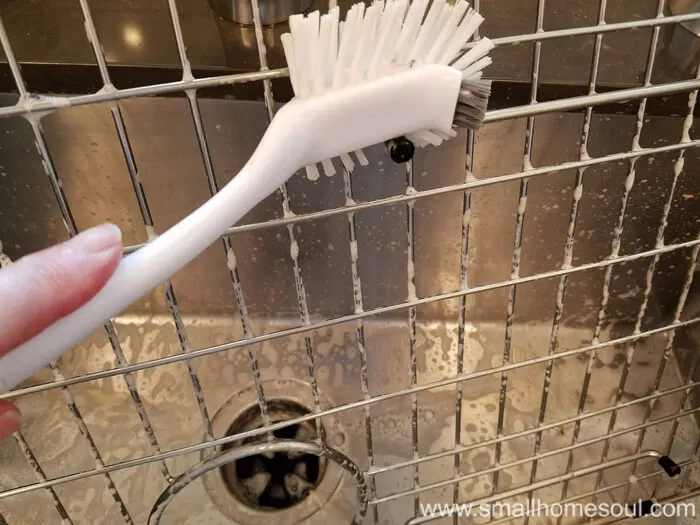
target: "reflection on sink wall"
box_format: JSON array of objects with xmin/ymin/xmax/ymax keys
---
[
  {"xmin": 0, "ymin": 81, "xmax": 699, "ymax": 525},
  {"xmin": 0, "ymin": 97, "xmax": 697, "ymax": 327},
  {"xmin": 0, "ymin": 0, "xmax": 695, "ymax": 85}
]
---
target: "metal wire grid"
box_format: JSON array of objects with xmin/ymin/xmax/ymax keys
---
[{"xmin": 0, "ymin": 0, "xmax": 699, "ymax": 523}]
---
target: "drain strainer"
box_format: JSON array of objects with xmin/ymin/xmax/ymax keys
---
[
  {"xmin": 149, "ymin": 440, "xmax": 367, "ymax": 525},
  {"xmin": 203, "ymin": 379, "xmax": 353, "ymax": 525},
  {"xmin": 220, "ymin": 400, "xmax": 325, "ymax": 510}
]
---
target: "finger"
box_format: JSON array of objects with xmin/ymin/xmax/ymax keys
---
[
  {"xmin": 0, "ymin": 401, "xmax": 21, "ymax": 439},
  {"xmin": 0, "ymin": 224, "xmax": 123, "ymax": 358}
]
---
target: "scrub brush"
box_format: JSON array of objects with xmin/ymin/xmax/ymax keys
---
[{"xmin": 0, "ymin": 0, "xmax": 493, "ymax": 393}]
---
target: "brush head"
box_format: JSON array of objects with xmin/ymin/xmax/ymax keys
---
[{"xmin": 281, "ymin": 0, "xmax": 493, "ymax": 178}]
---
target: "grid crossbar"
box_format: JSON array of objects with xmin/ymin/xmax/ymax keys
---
[
  {"xmin": 1, "ymin": 0, "xmax": 699, "ymax": 523},
  {"xmin": 1, "ymin": 238, "xmax": 699, "ymax": 402},
  {"xmin": 2, "ymin": 316, "xmax": 699, "ymax": 501}
]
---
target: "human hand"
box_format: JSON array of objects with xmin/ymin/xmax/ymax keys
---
[{"xmin": 0, "ymin": 224, "xmax": 123, "ymax": 439}]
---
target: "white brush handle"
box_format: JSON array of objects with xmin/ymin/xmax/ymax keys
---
[
  {"xmin": 0, "ymin": 115, "xmax": 303, "ymax": 394},
  {"xmin": 0, "ymin": 64, "xmax": 462, "ymax": 394}
]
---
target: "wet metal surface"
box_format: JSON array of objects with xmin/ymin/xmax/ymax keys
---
[
  {"xmin": 0, "ymin": 98, "xmax": 698, "ymax": 324},
  {"xmin": 1, "ymin": 318, "xmax": 699, "ymax": 523},
  {"xmin": 0, "ymin": 0, "xmax": 695, "ymax": 85},
  {"xmin": 1, "ymin": 0, "xmax": 700, "ymax": 523}
]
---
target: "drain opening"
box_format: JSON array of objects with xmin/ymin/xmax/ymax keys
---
[{"xmin": 220, "ymin": 400, "xmax": 325, "ymax": 511}]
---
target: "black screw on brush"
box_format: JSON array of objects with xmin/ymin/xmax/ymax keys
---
[{"xmin": 385, "ymin": 136, "xmax": 416, "ymax": 164}]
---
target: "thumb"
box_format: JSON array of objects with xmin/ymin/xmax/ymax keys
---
[
  {"xmin": 0, "ymin": 401, "xmax": 21, "ymax": 439},
  {"xmin": 0, "ymin": 223, "xmax": 123, "ymax": 358},
  {"xmin": 0, "ymin": 223, "xmax": 122, "ymax": 439}
]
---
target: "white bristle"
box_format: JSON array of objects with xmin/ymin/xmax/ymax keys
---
[
  {"xmin": 296, "ymin": 17, "xmax": 312, "ymax": 97},
  {"xmin": 368, "ymin": 0, "xmax": 406, "ymax": 79},
  {"xmin": 284, "ymin": 0, "xmax": 492, "ymax": 96},
  {"xmin": 435, "ymin": 128, "xmax": 457, "ymax": 140},
  {"xmin": 377, "ymin": 0, "xmax": 391, "ymax": 33},
  {"xmin": 354, "ymin": 149, "xmax": 369, "ymax": 166},
  {"xmin": 288, "ymin": 15, "xmax": 305, "ymax": 96},
  {"xmin": 424, "ymin": 2, "xmax": 451, "ymax": 59},
  {"xmin": 350, "ymin": 3, "xmax": 381, "ymax": 83},
  {"xmin": 340, "ymin": 153, "xmax": 355, "ymax": 172},
  {"xmin": 376, "ymin": 1, "xmax": 408, "ymax": 77},
  {"xmin": 334, "ymin": 4, "xmax": 364, "ymax": 88},
  {"xmin": 408, "ymin": 0, "xmax": 446, "ymax": 64},
  {"xmin": 280, "ymin": 33, "xmax": 299, "ymax": 95},
  {"xmin": 452, "ymin": 36, "xmax": 494, "ymax": 71},
  {"xmin": 306, "ymin": 11, "xmax": 320, "ymax": 96},
  {"xmin": 408, "ymin": 130, "xmax": 444, "ymax": 146},
  {"xmin": 322, "ymin": 158, "xmax": 336, "ymax": 177},
  {"xmin": 425, "ymin": 0, "xmax": 469, "ymax": 64},
  {"xmin": 438, "ymin": 7, "xmax": 474, "ymax": 64},
  {"xmin": 395, "ymin": 0, "xmax": 429, "ymax": 64},
  {"xmin": 408, "ymin": 133, "xmax": 430, "ymax": 148},
  {"xmin": 326, "ymin": 7, "xmax": 339, "ymax": 87},
  {"xmin": 461, "ymin": 55, "xmax": 493, "ymax": 79},
  {"xmin": 367, "ymin": 5, "xmax": 393, "ymax": 79},
  {"xmin": 315, "ymin": 13, "xmax": 332, "ymax": 95},
  {"xmin": 305, "ymin": 164, "xmax": 321, "ymax": 181},
  {"xmin": 300, "ymin": 17, "xmax": 316, "ymax": 98},
  {"xmin": 281, "ymin": 0, "xmax": 494, "ymax": 174},
  {"xmin": 332, "ymin": 9, "xmax": 355, "ymax": 89},
  {"xmin": 448, "ymin": 11, "xmax": 485, "ymax": 63},
  {"xmin": 429, "ymin": 4, "xmax": 456, "ymax": 55}
]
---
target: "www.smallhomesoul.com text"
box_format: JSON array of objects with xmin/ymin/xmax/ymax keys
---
[{"xmin": 419, "ymin": 500, "xmax": 696, "ymax": 519}]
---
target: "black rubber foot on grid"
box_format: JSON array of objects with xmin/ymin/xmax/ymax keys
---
[
  {"xmin": 658, "ymin": 455, "xmax": 682, "ymax": 477},
  {"xmin": 385, "ymin": 136, "xmax": 416, "ymax": 164},
  {"xmin": 628, "ymin": 500, "xmax": 658, "ymax": 518}
]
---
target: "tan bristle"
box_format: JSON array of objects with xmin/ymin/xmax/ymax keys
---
[{"xmin": 454, "ymin": 78, "xmax": 492, "ymax": 131}]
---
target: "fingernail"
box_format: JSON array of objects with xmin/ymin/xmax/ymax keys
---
[
  {"xmin": 0, "ymin": 409, "xmax": 21, "ymax": 434},
  {"xmin": 75, "ymin": 224, "xmax": 122, "ymax": 254}
]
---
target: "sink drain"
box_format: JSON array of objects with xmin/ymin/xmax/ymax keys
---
[
  {"xmin": 220, "ymin": 400, "xmax": 325, "ymax": 510},
  {"xmin": 203, "ymin": 379, "xmax": 353, "ymax": 525}
]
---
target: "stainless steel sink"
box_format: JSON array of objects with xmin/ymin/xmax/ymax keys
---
[
  {"xmin": 1, "ymin": 0, "xmax": 700, "ymax": 523},
  {"xmin": 2, "ymin": 312, "xmax": 699, "ymax": 524},
  {"xmin": 1, "ymin": 94, "xmax": 700, "ymax": 523}
]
